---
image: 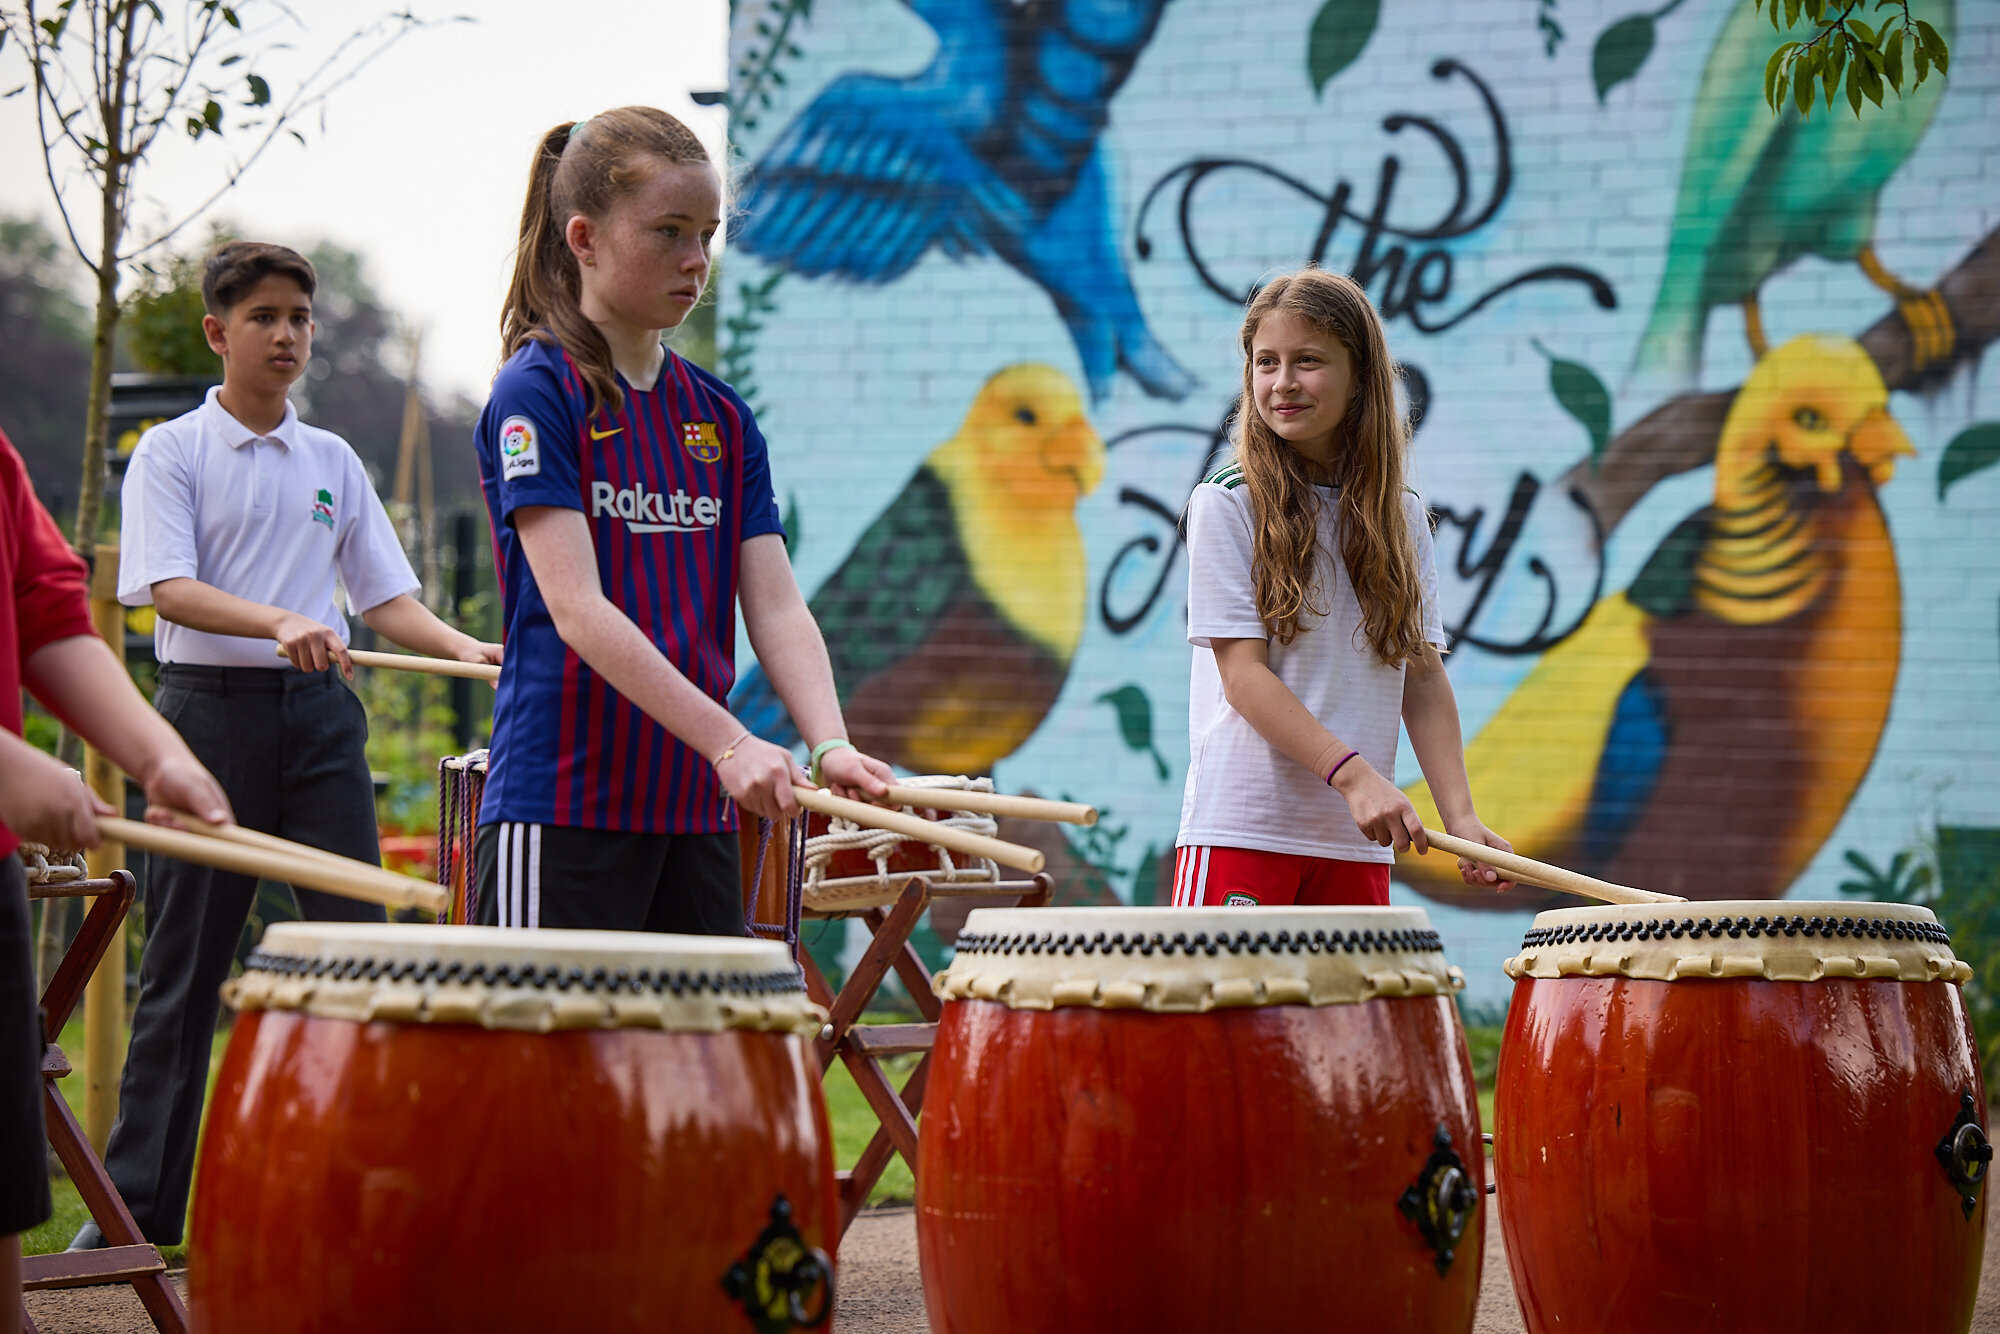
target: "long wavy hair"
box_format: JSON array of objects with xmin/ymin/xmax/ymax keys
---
[
  {"xmin": 1235, "ymin": 268, "xmax": 1425, "ymax": 664},
  {"xmin": 499, "ymin": 106, "xmax": 711, "ymax": 416}
]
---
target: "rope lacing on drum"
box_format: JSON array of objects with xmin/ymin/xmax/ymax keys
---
[
  {"xmin": 951, "ymin": 927, "xmax": 1447, "ymax": 958},
  {"xmin": 1516, "ymin": 915, "xmax": 1952, "ymax": 950},
  {"xmin": 241, "ymin": 947, "xmax": 807, "ymax": 997},
  {"xmin": 802, "ymin": 773, "xmax": 1001, "ymax": 898},
  {"xmin": 16, "ymin": 842, "xmax": 87, "ymax": 885}
]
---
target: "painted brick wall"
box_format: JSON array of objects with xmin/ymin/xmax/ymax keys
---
[{"xmin": 726, "ymin": 0, "xmax": 2000, "ymax": 1006}]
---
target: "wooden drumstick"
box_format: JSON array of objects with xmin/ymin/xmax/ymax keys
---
[
  {"xmin": 792, "ymin": 786, "xmax": 1046, "ymax": 875},
  {"xmin": 1421, "ymin": 830, "xmax": 1684, "ymax": 906},
  {"xmin": 164, "ymin": 809, "xmax": 356, "ymax": 868},
  {"xmin": 102, "ymin": 816, "xmax": 449, "ymax": 915},
  {"xmin": 878, "ymin": 786, "xmax": 1098, "ymax": 827},
  {"xmin": 274, "ymin": 644, "xmax": 500, "ymax": 682}
]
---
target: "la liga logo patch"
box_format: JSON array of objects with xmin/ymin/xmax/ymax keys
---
[
  {"xmin": 682, "ymin": 421, "xmax": 723, "ymax": 464},
  {"xmin": 499, "ymin": 415, "xmax": 540, "ymax": 479}
]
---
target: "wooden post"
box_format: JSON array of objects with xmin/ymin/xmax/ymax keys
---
[{"xmin": 83, "ymin": 545, "xmax": 127, "ymax": 1152}]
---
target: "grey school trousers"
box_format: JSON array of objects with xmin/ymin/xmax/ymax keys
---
[{"xmin": 101, "ymin": 664, "xmax": 385, "ymax": 1244}]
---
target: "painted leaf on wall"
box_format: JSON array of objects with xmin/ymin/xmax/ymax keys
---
[
  {"xmin": 1097, "ymin": 684, "xmax": 1170, "ymax": 781},
  {"xmin": 1593, "ymin": 13, "xmax": 1656, "ymax": 102},
  {"xmin": 1533, "ymin": 339, "xmax": 1612, "ymax": 464},
  {"xmin": 1938, "ymin": 423, "xmax": 2000, "ymax": 501},
  {"xmin": 1307, "ymin": 0, "xmax": 1381, "ymax": 97}
]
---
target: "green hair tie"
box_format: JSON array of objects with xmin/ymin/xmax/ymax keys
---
[{"xmin": 567, "ymin": 117, "xmax": 591, "ymax": 144}]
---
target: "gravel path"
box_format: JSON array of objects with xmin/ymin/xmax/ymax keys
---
[{"xmin": 27, "ymin": 1200, "xmax": 2000, "ymax": 1331}]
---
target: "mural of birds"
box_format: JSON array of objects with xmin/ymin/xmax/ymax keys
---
[
  {"xmin": 733, "ymin": 0, "xmax": 1193, "ymax": 404},
  {"xmin": 1403, "ymin": 335, "xmax": 1913, "ymax": 905},
  {"xmin": 731, "ymin": 363, "xmax": 1106, "ymax": 774},
  {"xmin": 1630, "ymin": 0, "xmax": 1955, "ymax": 391}
]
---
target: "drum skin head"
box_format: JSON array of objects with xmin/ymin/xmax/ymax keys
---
[
  {"xmin": 1504, "ymin": 898, "xmax": 1967, "ymax": 984},
  {"xmin": 225, "ymin": 922, "xmax": 823, "ymax": 1035},
  {"xmin": 937, "ymin": 905, "xmax": 1466, "ymax": 1011}
]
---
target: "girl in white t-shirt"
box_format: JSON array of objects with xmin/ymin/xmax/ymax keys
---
[{"xmin": 1175, "ymin": 268, "xmax": 1514, "ymax": 906}]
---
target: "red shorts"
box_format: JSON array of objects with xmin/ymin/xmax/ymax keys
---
[{"xmin": 1172, "ymin": 845, "xmax": 1391, "ymax": 907}]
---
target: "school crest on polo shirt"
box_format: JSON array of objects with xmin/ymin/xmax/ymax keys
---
[
  {"xmin": 500, "ymin": 415, "xmax": 541, "ymax": 478},
  {"xmin": 681, "ymin": 421, "xmax": 723, "ymax": 464},
  {"xmin": 310, "ymin": 488, "xmax": 335, "ymax": 528}
]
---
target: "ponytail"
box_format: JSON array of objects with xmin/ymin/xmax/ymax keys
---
[{"xmin": 499, "ymin": 107, "xmax": 712, "ymax": 417}]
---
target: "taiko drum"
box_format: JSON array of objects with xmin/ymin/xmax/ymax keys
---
[
  {"xmin": 190, "ymin": 924, "xmax": 837, "ymax": 1334},
  {"xmin": 917, "ymin": 907, "xmax": 1485, "ymax": 1333},
  {"xmin": 1495, "ymin": 900, "xmax": 1988, "ymax": 1334}
]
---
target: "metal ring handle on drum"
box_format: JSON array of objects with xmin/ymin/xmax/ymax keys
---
[
  {"xmin": 1937, "ymin": 1090, "xmax": 1994, "ymax": 1221},
  {"xmin": 785, "ymin": 1246, "xmax": 834, "ymax": 1329},
  {"xmin": 1397, "ymin": 1123, "xmax": 1478, "ymax": 1276},
  {"xmin": 722, "ymin": 1193, "xmax": 836, "ymax": 1332}
]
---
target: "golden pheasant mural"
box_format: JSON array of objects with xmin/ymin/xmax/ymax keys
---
[
  {"xmin": 725, "ymin": 1, "xmax": 2000, "ymax": 1002},
  {"xmin": 1403, "ymin": 335, "xmax": 1913, "ymax": 904}
]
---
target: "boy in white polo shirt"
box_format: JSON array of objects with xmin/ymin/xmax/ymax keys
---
[{"xmin": 78, "ymin": 241, "xmax": 501, "ymax": 1249}]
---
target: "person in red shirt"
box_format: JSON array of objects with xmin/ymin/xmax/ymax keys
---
[{"xmin": 0, "ymin": 429, "xmax": 227, "ymax": 1334}]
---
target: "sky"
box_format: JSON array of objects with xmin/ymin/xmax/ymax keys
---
[{"xmin": 0, "ymin": 0, "xmax": 730, "ymax": 403}]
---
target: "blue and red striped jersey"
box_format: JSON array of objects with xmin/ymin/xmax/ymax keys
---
[{"xmin": 473, "ymin": 339, "xmax": 784, "ymax": 834}]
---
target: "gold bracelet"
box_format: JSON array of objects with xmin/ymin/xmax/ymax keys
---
[{"xmin": 715, "ymin": 729, "xmax": 753, "ymax": 765}]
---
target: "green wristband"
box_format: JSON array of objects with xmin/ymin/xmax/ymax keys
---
[{"xmin": 808, "ymin": 738, "xmax": 854, "ymax": 787}]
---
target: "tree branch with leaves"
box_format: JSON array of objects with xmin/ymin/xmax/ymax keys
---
[
  {"xmin": 0, "ymin": 0, "xmax": 451, "ymax": 558},
  {"xmin": 1759, "ymin": 0, "xmax": 1949, "ymax": 119}
]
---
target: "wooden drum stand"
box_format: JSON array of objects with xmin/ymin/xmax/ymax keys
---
[
  {"xmin": 740, "ymin": 814, "xmax": 1053, "ymax": 1237},
  {"xmin": 21, "ymin": 866, "xmax": 189, "ymax": 1334}
]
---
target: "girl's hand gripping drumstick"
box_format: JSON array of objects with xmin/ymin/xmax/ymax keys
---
[
  {"xmin": 1419, "ymin": 830, "xmax": 1684, "ymax": 905},
  {"xmin": 791, "ymin": 785, "xmax": 1046, "ymax": 875}
]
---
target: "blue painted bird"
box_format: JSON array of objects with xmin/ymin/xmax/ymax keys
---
[
  {"xmin": 733, "ymin": 0, "xmax": 1194, "ymax": 404},
  {"xmin": 731, "ymin": 364, "xmax": 1106, "ymax": 773}
]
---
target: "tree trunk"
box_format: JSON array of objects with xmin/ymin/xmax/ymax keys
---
[{"xmin": 74, "ymin": 220, "xmax": 121, "ymax": 563}]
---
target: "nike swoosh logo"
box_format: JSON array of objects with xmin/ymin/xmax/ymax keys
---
[{"xmin": 589, "ymin": 425, "xmax": 622, "ymax": 440}]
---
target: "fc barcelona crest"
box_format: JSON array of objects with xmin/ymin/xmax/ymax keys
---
[{"xmin": 682, "ymin": 420, "xmax": 724, "ymax": 463}]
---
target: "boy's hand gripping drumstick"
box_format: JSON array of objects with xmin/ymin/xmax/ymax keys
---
[
  {"xmin": 274, "ymin": 643, "xmax": 501, "ymax": 682},
  {"xmin": 1420, "ymin": 830, "xmax": 1683, "ymax": 906},
  {"xmin": 791, "ymin": 785, "xmax": 1045, "ymax": 874}
]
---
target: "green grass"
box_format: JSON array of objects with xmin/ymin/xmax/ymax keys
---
[
  {"xmin": 23, "ymin": 1018, "xmax": 224, "ymax": 1261},
  {"xmin": 824, "ymin": 1051, "xmax": 920, "ymax": 1206},
  {"xmin": 26, "ymin": 1017, "xmax": 1506, "ymax": 1250}
]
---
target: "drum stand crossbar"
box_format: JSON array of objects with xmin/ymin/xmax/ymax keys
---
[
  {"xmin": 797, "ymin": 873, "xmax": 1052, "ymax": 1236},
  {"xmin": 22, "ymin": 870, "xmax": 191, "ymax": 1334}
]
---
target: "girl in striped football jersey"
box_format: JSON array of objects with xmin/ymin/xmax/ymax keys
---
[
  {"xmin": 1175, "ymin": 268, "xmax": 1514, "ymax": 907},
  {"xmin": 473, "ymin": 107, "xmax": 892, "ymax": 933}
]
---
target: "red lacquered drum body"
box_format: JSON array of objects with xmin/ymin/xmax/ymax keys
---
[
  {"xmin": 1496, "ymin": 901, "xmax": 1987, "ymax": 1334},
  {"xmin": 190, "ymin": 924, "xmax": 837, "ymax": 1334},
  {"xmin": 917, "ymin": 907, "xmax": 1484, "ymax": 1334}
]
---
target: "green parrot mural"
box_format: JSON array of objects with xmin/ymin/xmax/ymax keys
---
[
  {"xmin": 1403, "ymin": 335, "xmax": 1914, "ymax": 905},
  {"xmin": 1630, "ymin": 0, "xmax": 1956, "ymax": 390},
  {"xmin": 730, "ymin": 363, "xmax": 1106, "ymax": 774}
]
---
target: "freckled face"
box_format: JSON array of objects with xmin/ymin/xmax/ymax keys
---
[
  {"xmin": 572, "ymin": 157, "xmax": 721, "ymax": 334},
  {"xmin": 1251, "ymin": 310, "xmax": 1355, "ymax": 471}
]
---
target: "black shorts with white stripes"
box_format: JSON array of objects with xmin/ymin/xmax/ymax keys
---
[{"xmin": 471, "ymin": 823, "xmax": 746, "ymax": 936}]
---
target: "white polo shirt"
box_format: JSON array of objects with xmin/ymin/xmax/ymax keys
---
[
  {"xmin": 119, "ymin": 388, "xmax": 419, "ymax": 668},
  {"xmin": 1178, "ymin": 479, "xmax": 1445, "ymax": 863}
]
